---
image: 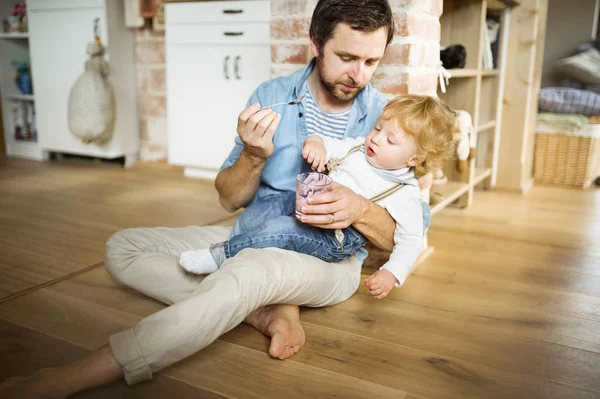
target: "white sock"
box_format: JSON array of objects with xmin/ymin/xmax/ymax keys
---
[{"xmin": 179, "ymin": 249, "xmax": 219, "ymax": 274}]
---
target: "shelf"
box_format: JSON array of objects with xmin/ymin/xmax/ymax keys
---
[
  {"xmin": 477, "ymin": 120, "xmax": 496, "ymax": 132},
  {"xmin": 431, "ymin": 181, "xmax": 471, "ymax": 215},
  {"xmin": 6, "ymin": 139, "xmax": 43, "ymax": 160},
  {"xmin": 5, "ymin": 94, "xmax": 34, "ymax": 101},
  {"xmin": 448, "ymin": 69, "xmax": 479, "ymax": 78},
  {"xmin": 473, "ymin": 167, "xmax": 492, "ymax": 186},
  {"xmin": 481, "ymin": 69, "xmax": 500, "ymax": 77},
  {"xmin": 0, "ymin": 32, "xmax": 28, "ymax": 39}
]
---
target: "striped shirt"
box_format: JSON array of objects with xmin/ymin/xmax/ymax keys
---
[{"xmin": 304, "ymin": 86, "xmax": 350, "ymax": 139}]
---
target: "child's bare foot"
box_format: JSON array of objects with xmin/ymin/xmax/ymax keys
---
[{"xmin": 364, "ymin": 269, "xmax": 397, "ymax": 299}]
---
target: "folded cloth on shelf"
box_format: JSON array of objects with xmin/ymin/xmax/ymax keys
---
[
  {"xmin": 536, "ymin": 117, "xmax": 600, "ymax": 138},
  {"xmin": 536, "ymin": 113, "xmax": 588, "ymax": 132},
  {"xmin": 538, "ymin": 87, "xmax": 600, "ymax": 116}
]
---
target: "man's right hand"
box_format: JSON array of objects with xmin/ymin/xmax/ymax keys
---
[{"xmin": 237, "ymin": 103, "xmax": 281, "ymax": 160}]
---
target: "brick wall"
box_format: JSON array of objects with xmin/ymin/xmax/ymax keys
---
[
  {"xmin": 271, "ymin": 0, "xmax": 442, "ymax": 95},
  {"xmin": 135, "ymin": 27, "xmax": 168, "ymax": 162},
  {"xmin": 135, "ymin": 0, "xmax": 442, "ymax": 162}
]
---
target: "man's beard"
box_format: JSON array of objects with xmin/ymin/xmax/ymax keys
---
[{"xmin": 316, "ymin": 56, "xmax": 364, "ymax": 102}]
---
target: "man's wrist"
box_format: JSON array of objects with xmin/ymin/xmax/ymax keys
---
[
  {"xmin": 241, "ymin": 147, "xmax": 268, "ymax": 166},
  {"xmin": 354, "ymin": 194, "xmax": 370, "ymax": 225}
]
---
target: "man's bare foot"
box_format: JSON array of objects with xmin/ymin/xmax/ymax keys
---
[
  {"xmin": 0, "ymin": 369, "xmax": 64, "ymax": 399},
  {"xmin": 244, "ymin": 304, "xmax": 306, "ymax": 360}
]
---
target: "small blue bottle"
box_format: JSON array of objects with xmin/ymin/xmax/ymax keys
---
[{"xmin": 11, "ymin": 61, "xmax": 32, "ymax": 95}]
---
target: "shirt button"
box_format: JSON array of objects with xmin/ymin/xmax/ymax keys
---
[{"xmin": 298, "ymin": 112, "xmax": 303, "ymax": 117}]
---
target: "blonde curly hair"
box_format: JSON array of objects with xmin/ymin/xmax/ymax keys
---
[{"xmin": 380, "ymin": 94, "xmax": 458, "ymax": 177}]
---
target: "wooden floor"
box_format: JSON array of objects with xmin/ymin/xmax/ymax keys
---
[{"xmin": 1, "ymin": 157, "xmax": 599, "ymax": 399}]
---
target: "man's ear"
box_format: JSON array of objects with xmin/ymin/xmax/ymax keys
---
[{"xmin": 310, "ymin": 38, "xmax": 320, "ymax": 58}]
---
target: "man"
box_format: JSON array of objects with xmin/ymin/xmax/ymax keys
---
[{"xmin": 0, "ymin": 0, "xmax": 397, "ymax": 396}]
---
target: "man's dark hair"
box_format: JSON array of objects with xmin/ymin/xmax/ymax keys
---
[{"xmin": 309, "ymin": 0, "xmax": 394, "ymax": 52}]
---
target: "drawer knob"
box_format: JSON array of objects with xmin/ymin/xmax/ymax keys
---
[
  {"xmin": 223, "ymin": 32, "xmax": 244, "ymax": 36},
  {"xmin": 223, "ymin": 9, "xmax": 244, "ymax": 14}
]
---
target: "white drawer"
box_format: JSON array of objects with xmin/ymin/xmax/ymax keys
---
[
  {"xmin": 28, "ymin": 0, "xmax": 103, "ymax": 11},
  {"xmin": 166, "ymin": 1, "xmax": 270, "ymax": 24},
  {"xmin": 166, "ymin": 22, "xmax": 269, "ymax": 44}
]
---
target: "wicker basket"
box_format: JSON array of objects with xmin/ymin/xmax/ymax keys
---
[{"xmin": 534, "ymin": 117, "xmax": 600, "ymax": 188}]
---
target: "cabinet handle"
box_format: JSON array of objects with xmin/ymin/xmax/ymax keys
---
[
  {"xmin": 223, "ymin": 55, "xmax": 230, "ymax": 80},
  {"xmin": 223, "ymin": 32, "xmax": 244, "ymax": 36},
  {"xmin": 223, "ymin": 9, "xmax": 243, "ymax": 14},
  {"xmin": 234, "ymin": 56, "xmax": 241, "ymax": 80}
]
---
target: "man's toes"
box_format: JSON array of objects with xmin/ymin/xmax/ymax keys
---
[
  {"xmin": 279, "ymin": 346, "xmax": 294, "ymax": 360},
  {"xmin": 269, "ymin": 332, "xmax": 286, "ymax": 358}
]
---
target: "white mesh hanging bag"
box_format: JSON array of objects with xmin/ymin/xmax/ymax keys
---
[{"xmin": 68, "ymin": 19, "xmax": 115, "ymax": 144}]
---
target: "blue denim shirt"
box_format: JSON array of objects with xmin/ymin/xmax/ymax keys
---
[{"xmin": 221, "ymin": 59, "xmax": 388, "ymax": 206}]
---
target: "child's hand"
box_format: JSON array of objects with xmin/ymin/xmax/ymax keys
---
[
  {"xmin": 364, "ymin": 269, "xmax": 397, "ymax": 299},
  {"xmin": 302, "ymin": 136, "xmax": 327, "ymax": 172}
]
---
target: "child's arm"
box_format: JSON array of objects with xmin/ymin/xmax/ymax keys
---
[{"xmin": 364, "ymin": 195, "xmax": 424, "ymax": 299}]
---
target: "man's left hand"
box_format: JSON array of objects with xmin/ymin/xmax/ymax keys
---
[{"xmin": 298, "ymin": 182, "xmax": 366, "ymax": 229}]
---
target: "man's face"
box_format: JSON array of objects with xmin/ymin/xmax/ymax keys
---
[{"xmin": 312, "ymin": 23, "xmax": 387, "ymax": 102}]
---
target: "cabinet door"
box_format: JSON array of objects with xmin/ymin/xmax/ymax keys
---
[
  {"xmin": 167, "ymin": 44, "xmax": 234, "ymax": 170},
  {"xmin": 226, "ymin": 44, "xmax": 272, "ymax": 133}
]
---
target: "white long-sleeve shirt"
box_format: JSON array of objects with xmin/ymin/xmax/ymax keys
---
[{"xmin": 320, "ymin": 135, "xmax": 424, "ymax": 287}]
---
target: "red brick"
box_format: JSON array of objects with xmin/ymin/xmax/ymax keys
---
[
  {"xmin": 136, "ymin": 66, "xmax": 150, "ymax": 93},
  {"xmin": 270, "ymin": 17, "xmax": 311, "ymax": 40},
  {"xmin": 388, "ymin": 0, "xmax": 443, "ymax": 16},
  {"xmin": 382, "ymin": 43, "xmax": 439, "ymax": 68},
  {"xmin": 407, "ymin": 70, "xmax": 439, "ymax": 93},
  {"xmin": 393, "ymin": 11, "xmax": 441, "ymax": 41},
  {"xmin": 371, "ymin": 71, "xmax": 409, "ymax": 95},
  {"xmin": 372, "ymin": 70, "xmax": 438, "ymax": 95},
  {"xmin": 136, "ymin": 41, "xmax": 165, "ymax": 64},
  {"xmin": 140, "ymin": 94, "xmax": 166, "ymax": 117},
  {"xmin": 271, "ymin": 43, "xmax": 309, "ymax": 64},
  {"xmin": 271, "ymin": 0, "xmax": 307, "ymax": 16},
  {"xmin": 429, "ymin": 0, "xmax": 443, "ymax": 17},
  {"xmin": 150, "ymin": 68, "xmax": 166, "ymax": 91}
]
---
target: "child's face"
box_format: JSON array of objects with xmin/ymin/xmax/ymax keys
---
[{"xmin": 364, "ymin": 118, "xmax": 420, "ymax": 170}]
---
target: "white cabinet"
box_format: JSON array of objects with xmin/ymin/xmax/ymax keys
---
[
  {"xmin": 26, "ymin": 0, "xmax": 139, "ymax": 165},
  {"xmin": 166, "ymin": 1, "xmax": 271, "ymax": 179}
]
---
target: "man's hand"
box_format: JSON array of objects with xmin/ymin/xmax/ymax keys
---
[
  {"xmin": 237, "ymin": 103, "xmax": 281, "ymax": 160},
  {"xmin": 302, "ymin": 136, "xmax": 327, "ymax": 172},
  {"xmin": 298, "ymin": 182, "xmax": 367, "ymax": 229},
  {"xmin": 364, "ymin": 269, "xmax": 397, "ymax": 299}
]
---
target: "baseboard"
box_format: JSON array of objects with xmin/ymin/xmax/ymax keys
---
[{"xmin": 184, "ymin": 167, "xmax": 218, "ymax": 180}]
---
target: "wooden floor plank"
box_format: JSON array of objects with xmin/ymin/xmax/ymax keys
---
[
  {"xmin": 0, "ymin": 319, "xmax": 227, "ymax": 399},
  {"xmin": 2, "ymin": 266, "xmax": 599, "ymax": 398},
  {"xmin": 220, "ymin": 323, "xmax": 596, "ymax": 399},
  {"xmin": 1, "ymin": 159, "xmax": 599, "ymax": 398},
  {"xmin": 0, "ymin": 158, "xmax": 232, "ymax": 298},
  {"xmin": 0, "ymin": 284, "xmax": 406, "ymax": 399}
]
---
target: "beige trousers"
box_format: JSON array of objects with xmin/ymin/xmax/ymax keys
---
[{"xmin": 104, "ymin": 225, "xmax": 362, "ymax": 385}]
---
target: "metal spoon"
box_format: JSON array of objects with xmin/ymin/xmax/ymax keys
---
[{"xmin": 260, "ymin": 95, "xmax": 305, "ymax": 111}]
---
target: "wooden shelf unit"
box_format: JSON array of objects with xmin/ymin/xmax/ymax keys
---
[
  {"xmin": 0, "ymin": 1, "xmax": 44, "ymax": 161},
  {"xmin": 435, "ymin": 0, "xmax": 509, "ymax": 211}
]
